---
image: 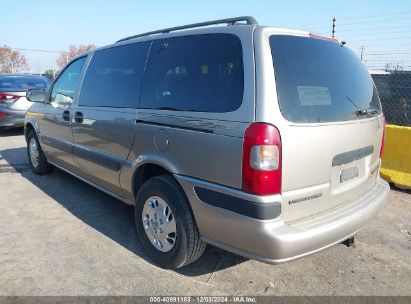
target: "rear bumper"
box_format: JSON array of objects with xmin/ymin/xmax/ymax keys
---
[
  {"xmin": 176, "ymin": 175, "xmax": 390, "ymax": 264},
  {"xmin": 0, "ymin": 107, "xmax": 25, "ymax": 127}
]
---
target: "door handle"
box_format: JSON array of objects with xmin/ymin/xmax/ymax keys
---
[
  {"xmin": 62, "ymin": 110, "xmax": 70, "ymax": 121},
  {"xmin": 74, "ymin": 111, "xmax": 84, "ymax": 123}
]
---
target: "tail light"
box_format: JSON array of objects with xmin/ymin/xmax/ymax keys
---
[
  {"xmin": 242, "ymin": 123, "xmax": 282, "ymax": 195},
  {"xmin": 0, "ymin": 113, "xmax": 9, "ymax": 118},
  {"xmin": 0, "ymin": 93, "xmax": 20, "ymax": 104},
  {"xmin": 309, "ymin": 33, "xmax": 339, "ymax": 44},
  {"xmin": 379, "ymin": 114, "xmax": 386, "ymax": 158}
]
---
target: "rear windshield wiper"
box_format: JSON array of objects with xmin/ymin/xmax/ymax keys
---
[
  {"xmin": 346, "ymin": 96, "xmax": 360, "ymax": 111},
  {"xmin": 356, "ymin": 108, "xmax": 380, "ymax": 116}
]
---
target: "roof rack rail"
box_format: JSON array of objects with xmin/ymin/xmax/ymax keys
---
[{"xmin": 116, "ymin": 16, "xmax": 258, "ymax": 43}]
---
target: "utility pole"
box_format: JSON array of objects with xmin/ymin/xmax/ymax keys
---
[
  {"xmin": 332, "ymin": 16, "xmax": 336, "ymax": 38},
  {"xmin": 360, "ymin": 46, "xmax": 364, "ymax": 61}
]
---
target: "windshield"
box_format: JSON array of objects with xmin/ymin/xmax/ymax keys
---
[
  {"xmin": 0, "ymin": 76, "xmax": 50, "ymax": 92},
  {"xmin": 270, "ymin": 35, "xmax": 382, "ymax": 123}
]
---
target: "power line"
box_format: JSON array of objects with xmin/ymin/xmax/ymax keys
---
[
  {"xmin": 367, "ymin": 65, "xmax": 411, "ymax": 68},
  {"xmin": 305, "ymin": 15, "xmax": 411, "ymax": 31},
  {"xmin": 296, "ymin": 10, "xmax": 411, "ymax": 27},
  {"xmin": 361, "ymin": 52, "xmax": 411, "ymax": 55},
  {"xmin": 343, "ymin": 30, "xmax": 410, "ymax": 37},
  {"xmin": 371, "ymin": 60, "xmax": 411, "ymax": 63},
  {"xmin": 335, "ymin": 16, "xmax": 411, "ymax": 27},
  {"xmin": 357, "ymin": 56, "xmax": 411, "ymax": 59},
  {"xmin": 5, "ymin": 47, "xmax": 72, "ymax": 69},
  {"xmin": 335, "ymin": 24, "xmax": 405, "ymax": 33},
  {"xmin": 8, "ymin": 47, "xmax": 67, "ymax": 54},
  {"xmin": 363, "ymin": 59, "xmax": 411, "ymax": 62},
  {"xmin": 338, "ymin": 10, "xmax": 411, "ymax": 21},
  {"xmin": 349, "ymin": 43, "xmax": 411, "ymax": 48},
  {"xmin": 359, "ymin": 58, "xmax": 411, "ymax": 62},
  {"xmin": 347, "ymin": 36, "xmax": 411, "ymax": 43}
]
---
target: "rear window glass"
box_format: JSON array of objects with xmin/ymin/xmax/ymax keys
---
[
  {"xmin": 270, "ymin": 35, "xmax": 382, "ymax": 123},
  {"xmin": 140, "ymin": 34, "xmax": 244, "ymax": 113},
  {"xmin": 0, "ymin": 76, "xmax": 50, "ymax": 92},
  {"xmin": 79, "ymin": 41, "xmax": 150, "ymax": 108}
]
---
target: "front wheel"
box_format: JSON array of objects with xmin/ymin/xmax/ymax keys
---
[
  {"xmin": 27, "ymin": 130, "xmax": 53, "ymax": 175},
  {"xmin": 135, "ymin": 175, "xmax": 206, "ymax": 269}
]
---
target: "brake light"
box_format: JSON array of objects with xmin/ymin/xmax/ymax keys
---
[
  {"xmin": 0, "ymin": 113, "xmax": 9, "ymax": 117},
  {"xmin": 0, "ymin": 93, "xmax": 20, "ymax": 103},
  {"xmin": 242, "ymin": 123, "xmax": 282, "ymax": 195},
  {"xmin": 309, "ymin": 33, "xmax": 339, "ymax": 44},
  {"xmin": 379, "ymin": 115, "xmax": 386, "ymax": 158}
]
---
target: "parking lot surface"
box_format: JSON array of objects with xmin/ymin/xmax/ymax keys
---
[{"xmin": 0, "ymin": 128, "xmax": 410, "ymax": 296}]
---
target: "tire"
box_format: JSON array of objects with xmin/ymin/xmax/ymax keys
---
[
  {"xmin": 135, "ymin": 175, "xmax": 206, "ymax": 269},
  {"xmin": 27, "ymin": 130, "xmax": 53, "ymax": 175}
]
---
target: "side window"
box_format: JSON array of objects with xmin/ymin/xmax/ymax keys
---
[
  {"xmin": 50, "ymin": 57, "xmax": 87, "ymax": 109},
  {"xmin": 78, "ymin": 41, "xmax": 150, "ymax": 108},
  {"xmin": 140, "ymin": 34, "xmax": 244, "ymax": 113}
]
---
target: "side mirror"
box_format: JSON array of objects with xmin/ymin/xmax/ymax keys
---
[{"xmin": 26, "ymin": 89, "xmax": 47, "ymax": 103}]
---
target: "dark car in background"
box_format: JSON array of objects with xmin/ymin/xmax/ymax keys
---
[{"xmin": 0, "ymin": 74, "xmax": 50, "ymax": 128}]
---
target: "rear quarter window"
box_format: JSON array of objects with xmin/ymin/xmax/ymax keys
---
[
  {"xmin": 140, "ymin": 34, "xmax": 244, "ymax": 113},
  {"xmin": 270, "ymin": 35, "xmax": 381, "ymax": 123}
]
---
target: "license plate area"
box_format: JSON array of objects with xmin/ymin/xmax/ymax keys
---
[{"xmin": 340, "ymin": 166, "xmax": 359, "ymax": 183}]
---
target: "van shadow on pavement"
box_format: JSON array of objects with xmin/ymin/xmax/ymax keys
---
[{"xmin": 0, "ymin": 144, "xmax": 247, "ymax": 278}]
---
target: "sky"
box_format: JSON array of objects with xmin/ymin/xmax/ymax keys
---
[{"xmin": 1, "ymin": 0, "xmax": 411, "ymax": 72}]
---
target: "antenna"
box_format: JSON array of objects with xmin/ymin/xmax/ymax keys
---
[{"xmin": 332, "ymin": 16, "xmax": 336, "ymax": 38}]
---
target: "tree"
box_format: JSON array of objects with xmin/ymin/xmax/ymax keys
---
[
  {"xmin": 43, "ymin": 69, "xmax": 57, "ymax": 81},
  {"xmin": 0, "ymin": 46, "xmax": 29, "ymax": 73},
  {"xmin": 56, "ymin": 44, "xmax": 96, "ymax": 68}
]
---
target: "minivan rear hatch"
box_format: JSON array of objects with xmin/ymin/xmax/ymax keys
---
[{"xmin": 269, "ymin": 34, "xmax": 384, "ymax": 222}]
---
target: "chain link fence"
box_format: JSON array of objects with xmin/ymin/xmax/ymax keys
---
[{"xmin": 371, "ymin": 71, "xmax": 411, "ymax": 127}]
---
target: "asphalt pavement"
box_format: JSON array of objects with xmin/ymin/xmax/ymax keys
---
[{"xmin": 0, "ymin": 128, "xmax": 410, "ymax": 296}]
